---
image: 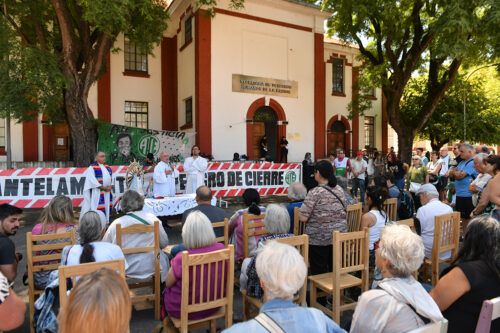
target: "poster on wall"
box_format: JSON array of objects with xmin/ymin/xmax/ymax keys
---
[{"xmin": 97, "ymin": 122, "xmax": 196, "ymax": 165}]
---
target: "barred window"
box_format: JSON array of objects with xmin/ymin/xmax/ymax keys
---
[
  {"xmin": 364, "ymin": 116, "xmax": 375, "ymax": 148},
  {"xmin": 125, "ymin": 101, "xmax": 148, "ymax": 129},
  {"xmin": 332, "ymin": 58, "xmax": 344, "ymax": 94},
  {"xmin": 184, "ymin": 16, "xmax": 193, "ymax": 44},
  {"xmin": 0, "ymin": 118, "xmax": 5, "ymax": 147},
  {"xmin": 124, "ymin": 38, "xmax": 148, "ymax": 72},
  {"xmin": 185, "ymin": 97, "xmax": 193, "ymax": 125}
]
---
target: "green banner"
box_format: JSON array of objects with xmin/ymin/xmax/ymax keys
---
[{"xmin": 97, "ymin": 122, "xmax": 196, "ymax": 165}]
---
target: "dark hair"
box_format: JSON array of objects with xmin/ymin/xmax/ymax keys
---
[
  {"xmin": 314, "ymin": 160, "xmax": 337, "ymax": 188},
  {"xmin": 242, "ymin": 188, "xmax": 261, "ymax": 215},
  {"xmin": 452, "ymin": 216, "xmax": 500, "ymax": 280},
  {"xmin": 386, "ymin": 171, "xmax": 395, "ymax": 184},
  {"xmin": 191, "ymin": 145, "xmax": 200, "ymax": 156},
  {"xmin": 78, "ymin": 212, "xmax": 102, "ymax": 264},
  {"xmin": 372, "ymin": 175, "xmax": 388, "ymax": 189},
  {"xmin": 196, "ymin": 186, "xmax": 212, "ymax": 201},
  {"xmin": 0, "ymin": 204, "xmax": 23, "ymax": 221},
  {"xmin": 481, "ymin": 146, "xmax": 490, "ymax": 154},
  {"xmin": 115, "ymin": 133, "xmax": 132, "ymax": 145},
  {"xmin": 366, "ymin": 185, "xmax": 388, "ymax": 214},
  {"xmin": 387, "ymin": 152, "xmax": 398, "ymax": 162},
  {"xmin": 146, "ymin": 153, "xmax": 154, "ymax": 160},
  {"xmin": 485, "ymin": 154, "xmax": 500, "ymax": 172},
  {"xmin": 233, "ymin": 152, "xmax": 240, "ymax": 161}
]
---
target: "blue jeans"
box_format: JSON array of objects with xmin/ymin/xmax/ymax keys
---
[
  {"xmin": 395, "ymin": 178, "xmax": 405, "ymax": 190},
  {"xmin": 352, "ymin": 178, "xmax": 366, "ymax": 204}
]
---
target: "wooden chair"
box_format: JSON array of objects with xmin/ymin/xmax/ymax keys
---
[
  {"xmin": 397, "ymin": 218, "xmax": 416, "ymax": 233},
  {"xmin": 242, "ymin": 212, "xmax": 267, "ymax": 259},
  {"xmin": 293, "ymin": 207, "xmax": 306, "ymax": 236},
  {"xmin": 408, "ymin": 318, "xmax": 448, "ymax": 333},
  {"xmin": 346, "ymin": 203, "xmax": 362, "ymax": 232},
  {"xmin": 242, "ymin": 234, "xmax": 309, "ymax": 320},
  {"xmin": 26, "ymin": 230, "xmax": 76, "ymax": 333},
  {"xmin": 58, "ymin": 260, "xmax": 126, "ymax": 309},
  {"xmin": 116, "ymin": 220, "xmax": 161, "ymax": 320},
  {"xmin": 309, "ymin": 228, "xmax": 369, "ymax": 323},
  {"xmin": 163, "ymin": 245, "xmax": 235, "ymax": 333},
  {"xmin": 212, "ymin": 218, "xmax": 229, "ymax": 246},
  {"xmin": 475, "ymin": 297, "xmax": 500, "ymax": 333},
  {"xmin": 383, "ymin": 198, "xmax": 398, "ymax": 221},
  {"xmin": 423, "ymin": 212, "xmax": 460, "ymax": 286}
]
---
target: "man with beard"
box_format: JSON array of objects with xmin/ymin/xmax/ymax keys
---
[{"xmin": 0, "ymin": 204, "xmax": 23, "ymax": 282}]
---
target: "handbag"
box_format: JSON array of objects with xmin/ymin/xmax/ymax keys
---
[{"xmin": 409, "ymin": 182, "xmax": 421, "ymax": 193}]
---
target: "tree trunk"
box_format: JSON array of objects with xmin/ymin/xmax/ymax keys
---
[
  {"xmin": 64, "ymin": 79, "xmax": 96, "ymax": 166},
  {"xmin": 397, "ymin": 129, "xmax": 414, "ymax": 165}
]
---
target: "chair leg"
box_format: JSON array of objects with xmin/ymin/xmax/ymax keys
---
[
  {"xmin": 334, "ymin": 290, "xmax": 341, "ymax": 323},
  {"xmin": 310, "ymin": 281, "xmax": 318, "ymax": 308},
  {"xmin": 29, "ymin": 292, "xmax": 34, "ymax": 333},
  {"xmin": 209, "ymin": 320, "xmax": 217, "ymax": 333},
  {"xmin": 432, "ymin": 262, "xmax": 439, "ymax": 286}
]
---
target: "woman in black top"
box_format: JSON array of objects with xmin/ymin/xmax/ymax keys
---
[
  {"xmin": 279, "ymin": 136, "xmax": 288, "ymax": 162},
  {"xmin": 302, "ymin": 152, "xmax": 317, "ymax": 191},
  {"xmin": 430, "ymin": 216, "xmax": 500, "ymax": 333},
  {"xmin": 387, "ymin": 152, "xmax": 405, "ymax": 190}
]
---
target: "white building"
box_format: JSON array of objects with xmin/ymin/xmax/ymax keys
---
[{"xmin": 0, "ymin": 0, "xmax": 394, "ymax": 163}]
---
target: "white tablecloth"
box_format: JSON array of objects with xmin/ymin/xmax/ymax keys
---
[{"xmin": 142, "ymin": 194, "xmax": 217, "ymax": 217}]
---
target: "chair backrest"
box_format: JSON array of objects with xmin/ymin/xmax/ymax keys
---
[
  {"xmin": 242, "ymin": 212, "xmax": 267, "ymax": 258},
  {"xmin": 475, "ymin": 297, "xmax": 500, "ymax": 333},
  {"xmin": 346, "ymin": 203, "xmax": 362, "ymax": 232},
  {"xmin": 408, "ymin": 318, "xmax": 448, "ymax": 333},
  {"xmin": 383, "ymin": 198, "xmax": 398, "ymax": 221},
  {"xmin": 432, "ymin": 212, "xmax": 460, "ymax": 262},
  {"xmin": 212, "ymin": 219, "xmax": 229, "ymax": 246},
  {"xmin": 275, "ymin": 235, "xmax": 309, "ymax": 305},
  {"xmin": 397, "ymin": 218, "xmax": 416, "ymax": 233},
  {"xmin": 58, "ymin": 260, "xmax": 126, "ymax": 309},
  {"xmin": 180, "ymin": 245, "xmax": 235, "ymax": 329},
  {"xmin": 116, "ymin": 220, "xmax": 160, "ymax": 256},
  {"xmin": 333, "ymin": 229, "xmax": 369, "ymax": 287},
  {"xmin": 293, "ymin": 207, "xmax": 305, "ymax": 236}
]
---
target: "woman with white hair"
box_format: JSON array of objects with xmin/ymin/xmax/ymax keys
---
[
  {"xmin": 469, "ymin": 153, "xmax": 492, "ymax": 207},
  {"xmin": 240, "ymin": 204, "xmax": 293, "ymax": 296},
  {"xmin": 225, "ymin": 242, "xmax": 344, "ymax": 332},
  {"xmin": 286, "ymin": 182, "xmax": 307, "ymax": 233},
  {"xmin": 163, "ymin": 211, "xmax": 225, "ymax": 320},
  {"xmin": 351, "ymin": 224, "xmax": 443, "ymax": 333}
]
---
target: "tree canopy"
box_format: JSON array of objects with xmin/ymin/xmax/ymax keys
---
[{"xmin": 319, "ymin": 0, "xmax": 500, "ymax": 161}]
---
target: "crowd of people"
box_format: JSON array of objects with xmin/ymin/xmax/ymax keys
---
[{"xmin": 0, "ymin": 142, "xmax": 498, "ymax": 333}]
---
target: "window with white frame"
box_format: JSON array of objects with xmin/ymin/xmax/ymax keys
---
[
  {"xmin": 364, "ymin": 116, "xmax": 375, "ymax": 148},
  {"xmin": 124, "ymin": 101, "xmax": 148, "ymax": 129}
]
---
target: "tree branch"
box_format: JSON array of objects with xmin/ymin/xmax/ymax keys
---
[
  {"xmin": 0, "ymin": 7, "xmax": 32, "ymax": 45},
  {"xmin": 51, "ymin": 0, "xmax": 79, "ymax": 71}
]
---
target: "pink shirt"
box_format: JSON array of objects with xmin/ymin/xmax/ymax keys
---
[{"xmin": 163, "ymin": 242, "xmax": 226, "ymax": 319}]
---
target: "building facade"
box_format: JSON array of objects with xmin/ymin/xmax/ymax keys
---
[{"xmin": 0, "ymin": 0, "xmax": 392, "ymax": 163}]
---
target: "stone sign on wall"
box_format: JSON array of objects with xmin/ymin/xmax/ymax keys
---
[{"xmin": 232, "ymin": 74, "xmax": 298, "ymax": 98}]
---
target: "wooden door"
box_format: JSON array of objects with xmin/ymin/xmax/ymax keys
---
[
  {"xmin": 52, "ymin": 123, "xmax": 70, "ymax": 161},
  {"xmin": 327, "ymin": 131, "xmax": 345, "ymax": 155},
  {"xmin": 252, "ymin": 123, "xmax": 265, "ymax": 159}
]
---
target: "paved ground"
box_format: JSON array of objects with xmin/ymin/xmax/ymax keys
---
[{"xmin": 8, "ymin": 196, "xmax": 288, "ymax": 333}]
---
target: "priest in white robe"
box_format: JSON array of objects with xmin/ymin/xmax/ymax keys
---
[
  {"xmin": 183, "ymin": 145, "xmax": 208, "ymax": 194},
  {"xmin": 81, "ymin": 152, "xmax": 113, "ymax": 223},
  {"xmin": 153, "ymin": 152, "xmax": 178, "ymax": 198}
]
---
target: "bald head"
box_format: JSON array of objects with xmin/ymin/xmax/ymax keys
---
[{"xmin": 196, "ymin": 186, "xmax": 212, "ymax": 202}]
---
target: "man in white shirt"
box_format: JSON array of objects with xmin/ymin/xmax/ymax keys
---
[
  {"xmin": 351, "ymin": 151, "xmax": 368, "ymax": 205},
  {"xmin": 437, "ymin": 147, "xmax": 450, "ymax": 200},
  {"xmin": 416, "ymin": 184, "xmax": 452, "ymax": 259},
  {"xmin": 81, "ymin": 152, "xmax": 113, "ymax": 223},
  {"xmin": 103, "ymin": 190, "xmax": 169, "ymax": 281},
  {"xmin": 183, "ymin": 145, "xmax": 208, "ymax": 194},
  {"xmin": 153, "ymin": 152, "xmax": 178, "ymax": 198}
]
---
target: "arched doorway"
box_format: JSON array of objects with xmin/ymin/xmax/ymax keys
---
[
  {"xmin": 246, "ymin": 98, "xmax": 287, "ymax": 161},
  {"xmin": 327, "ymin": 115, "xmax": 351, "ymax": 156}
]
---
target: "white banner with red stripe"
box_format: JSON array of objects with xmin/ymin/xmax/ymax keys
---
[{"xmin": 0, "ymin": 162, "xmax": 301, "ymax": 208}]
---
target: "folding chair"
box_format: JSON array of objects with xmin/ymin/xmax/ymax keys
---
[
  {"xmin": 293, "ymin": 207, "xmax": 306, "ymax": 236},
  {"xmin": 475, "ymin": 297, "xmax": 500, "ymax": 333},
  {"xmin": 162, "ymin": 245, "xmax": 235, "ymax": 333},
  {"xmin": 58, "ymin": 260, "xmax": 126, "ymax": 309},
  {"xmin": 346, "ymin": 203, "xmax": 362, "ymax": 232},
  {"xmin": 116, "ymin": 220, "xmax": 161, "ymax": 320},
  {"xmin": 211, "ymin": 218, "xmax": 229, "ymax": 246},
  {"xmin": 383, "ymin": 198, "xmax": 398, "ymax": 221},
  {"xmin": 423, "ymin": 212, "xmax": 460, "ymax": 286},
  {"xmin": 242, "ymin": 234, "xmax": 309, "ymax": 320},
  {"xmin": 309, "ymin": 228, "xmax": 369, "ymax": 323},
  {"xmin": 26, "ymin": 230, "xmax": 76, "ymax": 333}
]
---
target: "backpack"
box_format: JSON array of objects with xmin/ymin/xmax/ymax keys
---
[
  {"xmin": 398, "ymin": 190, "xmax": 414, "ymax": 219},
  {"xmin": 33, "ymin": 271, "xmax": 60, "ymax": 333}
]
